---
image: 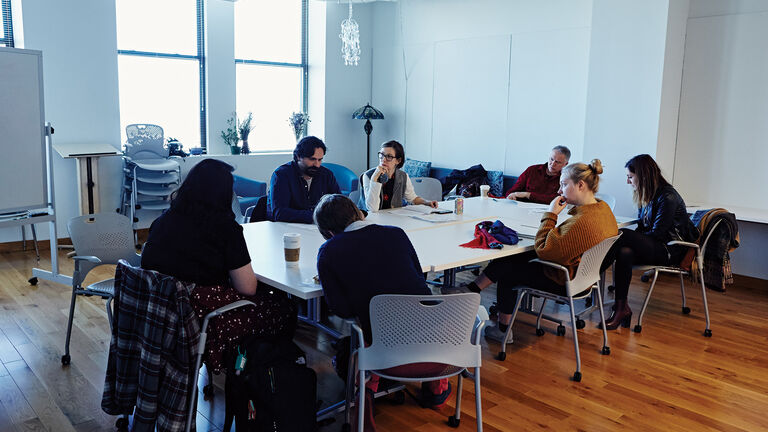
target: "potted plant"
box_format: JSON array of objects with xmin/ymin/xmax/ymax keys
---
[
  {"xmin": 238, "ymin": 112, "xmax": 253, "ymax": 155},
  {"xmin": 287, "ymin": 112, "xmax": 311, "ymax": 142},
  {"xmin": 221, "ymin": 113, "xmax": 240, "ymax": 154}
]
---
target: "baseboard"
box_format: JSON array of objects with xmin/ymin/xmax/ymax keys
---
[{"xmin": 732, "ymin": 274, "xmax": 768, "ymax": 291}]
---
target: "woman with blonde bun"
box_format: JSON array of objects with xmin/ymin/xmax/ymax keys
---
[{"xmin": 461, "ymin": 160, "xmax": 619, "ymax": 343}]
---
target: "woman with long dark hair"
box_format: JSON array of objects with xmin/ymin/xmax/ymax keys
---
[
  {"xmin": 603, "ymin": 154, "xmax": 698, "ymax": 330},
  {"xmin": 141, "ymin": 159, "xmax": 297, "ymax": 372}
]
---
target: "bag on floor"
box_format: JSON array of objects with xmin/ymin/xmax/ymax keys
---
[{"xmin": 223, "ymin": 337, "xmax": 318, "ymax": 432}]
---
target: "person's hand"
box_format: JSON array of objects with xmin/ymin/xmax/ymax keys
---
[
  {"xmin": 428, "ymin": 200, "xmax": 438, "ymax": 208},
  {"xmin": 548, "ymin": 195, "xmax": 568, "ymax": 215},
  {"xmin": 507, "ymin": 191, "xmax": 530, "ymax": 200},
  {"xmin": 373, "ymin": 164, "xmax": 389, "ymax": 182},
  {"xmin": 506, "ymin": 192, "xmax": 517, "ymax": 200}
]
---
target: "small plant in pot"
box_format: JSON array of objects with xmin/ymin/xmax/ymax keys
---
[
  {"xmin": 221, "ymin": 113, "xmax": 240, "ymax": 154},
  {"xmin": 238, "ymin": 112, "xmax": 253, "ymax": 155}
]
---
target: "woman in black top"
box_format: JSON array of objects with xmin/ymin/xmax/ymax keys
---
[
  {"xmin": 604, "ymin": 154, "xmax": 698, "ymax": 330},
  {"xmin": 141, "ymin": 159, "xmax": 296, "ymax": 372}
]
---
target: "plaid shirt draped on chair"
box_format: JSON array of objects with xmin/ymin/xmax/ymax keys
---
[{"xmin": 102, "ymin": 261, "xmax": 201, "ymax": 432}]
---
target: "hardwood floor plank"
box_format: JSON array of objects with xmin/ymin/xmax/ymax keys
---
[{"xmin": 0, "ymin": 361, "xmax": 37, "ymax": 425}]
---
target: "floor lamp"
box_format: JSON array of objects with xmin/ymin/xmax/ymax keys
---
[{"xmin": 352, "ymin": 103, "xmax": 384, "ymax": 168}]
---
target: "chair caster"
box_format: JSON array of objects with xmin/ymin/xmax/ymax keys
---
[
  {"xmin": 607, "ymin": 285, "xmax": 615, "ymax": 292},
  {"xmin": 640, "ymin": 274, "xmax": 650, "ymax": 282},
  {"xmin": 556, "ymin": 325, "xmax": 566, "ymax": 336},
  {"xmin": 391, "ymin": 391, "xmax": 405, "ymax": 405},
  {"xmin": 497, "ymin": 351, "xmax": 506, "ymax": 361},
  {"xmin": 116, "ymin": 416, "xmax": 129, "ymax": 430},
  {"xmin": 448, "ymin": 415, "xmax": 460, "ymax": 428},
  {"xmin": 703, "ymin": 329, "xmax": 712, "ymax": 337},
  {"xmin": 584, "ymin": 297, "xmax": 592, "ymax": 307},
  {"xmin": 61, "ymin": 354, "xmax": 71, "ymax": 365},
  {"xmin": 572, "ymin": 371, "xmax": 582, "ymax": 382},
  {"xmin": 633, "ymin": 324, "xmax": 642, "ymax": 333},
  {"xmin": 682, "ymin": 306, "xmax": 691, "ymax": 314},
  {"xmin": 536, "ymin": 328, "xmax": 545, "ymax": 337},
  {"xmin": 576, "ymin": 319, "xmax": 586, "ymax": 330},
  {"xmin": 601, "ymin": 346, "xmax": 611, "ymax": 355},
  {"xmin": 29, "ymin": 277, "xmax": 38, "ymax": 285},
  {"xmin": 203, "ymin": 384, "xmax": 214, "ymax": 398}
]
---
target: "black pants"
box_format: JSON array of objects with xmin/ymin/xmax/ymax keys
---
[
  {"xmin": 484, "ymin": 251, "xmax": 565, "ymax": 315},
  {"xmin": 609, "ymin": 228, "xmax": 679, "ymax": 301}
]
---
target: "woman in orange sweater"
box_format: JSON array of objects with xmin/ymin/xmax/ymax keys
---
[{"xmin": 463, "ymin": 159, "xmax": 618, "ymax": 342}]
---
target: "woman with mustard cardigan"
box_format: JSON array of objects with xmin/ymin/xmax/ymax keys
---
[{"xmin": 462, "ymin": 159, "xmax": 619, "ymax": 343}]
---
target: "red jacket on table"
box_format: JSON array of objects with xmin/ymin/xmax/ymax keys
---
[{"xmin": 504, "ymin": 163, "xmax": 561, "ymax": 204}]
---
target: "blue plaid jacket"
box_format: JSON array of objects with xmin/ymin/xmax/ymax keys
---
[{"xmin": 102, "ymin": 261, "xmax": 201, "ymax": 432}]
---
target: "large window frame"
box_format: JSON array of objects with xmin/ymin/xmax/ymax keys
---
[
  {"xmin": 1, "ymin": 0, "xmax": 14, "ymax": 47},
  {"xmin": 116, "ymin": 0, "xmax": 207, "ymax": 150},
  {"xmin": 234, "ymin": 0, "xmax": 308, "ymax": 151}
]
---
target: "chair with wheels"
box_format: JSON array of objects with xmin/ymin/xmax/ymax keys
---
[
  {"xmin": 63, "ymin": 213, "xmax": 141, "ymax": 367},
  {"xmin": 411, "ymin": 177, "xmax": 443, "ymax": 203},
  {"xmin": 324, "ymin": 162, "xmax": 359, "ymax": 196},
  {"xmin": 632, "ymin": 219, "xmax": 721, "ymax": 337},
  {"xmin": 595, "ymin": 192, "xmax": 616, "ymax": 211},
  {"xmin": 346, "ymin": 293, "xmax": 488, "ymax": 431},
  {"xmin": 497, "ymin": 234, "xmax": 621, "ymax": 382},
  {"xmin": 233, "ymin": 174, "xmax": 266, "ymax": 215},
  {"xmin": 246, "ymin": 195, "xmax": 268, "ymax": 223}
]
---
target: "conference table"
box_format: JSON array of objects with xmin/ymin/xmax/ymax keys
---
[{"xmin": 242, "ymin": 196, "xmax": 637, "ymax": 336}]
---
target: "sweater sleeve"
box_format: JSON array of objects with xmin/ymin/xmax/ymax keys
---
[
  {"xmin": 268, "ymin": 169, "xmax": 314, "ymax": 224},
  {"xmin": 403, "ymin": 173, "xmax": 418, "ymax": 203},
  {"xmin": 362, "ymin": 173, "xmax": 382, "ymax": 212},
  {"xmin": 316, "ymin": 245, "xmax": 355, "ymax": 319},
  {"xmin": 505, "ymin": 166, "xmax": 532, "ymax": 196}
]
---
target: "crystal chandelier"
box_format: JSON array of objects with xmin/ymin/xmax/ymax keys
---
[{"xmin": 339, "ymin": 1, "xmax": 360, "ymax": 66}]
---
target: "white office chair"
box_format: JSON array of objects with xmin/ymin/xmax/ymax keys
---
[
  {"xmin": 348, "ymin": 293, "xmax": 488, "ymax": 431},
  {"xmin": 595, "ymin": 192, "xmax": 616, "ymax": 211},
  {"xmin": 411, "ymin": 176, "xmax": 443, "ymax": 202},
  {"xmin": 62, "ymin": 213, "xmax": 141, "ymax": 366},
  {"xmin": 348, "ymin": 189, "xmax": 361, "ymax": 209},
  {"xmin": 497, "ymin": 234, "xmax": 621, "ymax": 382},
  {"xmin": 632, "ymin": 219, "xmax": 721, "ymax": 337}
]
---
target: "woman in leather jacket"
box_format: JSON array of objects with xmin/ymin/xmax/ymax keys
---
[{"xmin": 603, "ymin": 154, "xmax": 699, "ymax": 330}]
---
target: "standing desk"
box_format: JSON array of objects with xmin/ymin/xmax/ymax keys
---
[{"xmin": 53, "ymin": 143, "xmax": 121, "ymax": 215}]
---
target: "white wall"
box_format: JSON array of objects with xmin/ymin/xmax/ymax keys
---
[
  {"xmin": 582, "ymin": 0, "xmax": 672, "ymax": 218},
  {"xmin": 371, "ymin": 0, "xmax": 593, "ymax": 178}
]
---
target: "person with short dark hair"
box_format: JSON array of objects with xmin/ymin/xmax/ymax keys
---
[
  {"xmin": 267, "ymin": 136, "xmax": 341, "ymax": 223},
  {"xmin": 603, "ymin": 154, "xmax": 699, "ymax": 330},
  {"xmin": 314, "ymin": 194, "xmax": 450, "ymax": 431},
  {"xmin": 505, "ymin": 145, "xmax": 571, "ymax": 203},
  {"xmin": 362, "ymin": 140, "xmax": 438, "ymax": 212},
  {"xmin": 141, "ymin": 159, "xmax": 297, "ymax": 373}
]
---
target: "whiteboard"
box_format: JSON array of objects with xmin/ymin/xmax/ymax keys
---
[{"xmin": 0, "ymin": 48, "xmax": 48, "ymax": 214}]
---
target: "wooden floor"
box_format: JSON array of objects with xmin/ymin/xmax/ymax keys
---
[{"xmin": 0, "ymin": 246, "xmax": 767, "ymax": 431}]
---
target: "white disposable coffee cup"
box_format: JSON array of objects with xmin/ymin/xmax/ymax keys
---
[
  {"xmin": 480, "ymin": 185, "xmax": 490, "ymax": 198},
  {"xmin": 283, "ymin": 233, "xmax": 301, "ymax": 267}
]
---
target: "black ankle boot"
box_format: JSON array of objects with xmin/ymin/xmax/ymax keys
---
[{"xmin": 601, "ymin": 299, "xmax": 632, "ymax": 330}]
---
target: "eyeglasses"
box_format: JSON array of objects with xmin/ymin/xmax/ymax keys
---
[{"xmin": 378, "ymin": 152, "xmax": 397, "ymax": 162}]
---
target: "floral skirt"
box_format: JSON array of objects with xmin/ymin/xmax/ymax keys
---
[{"xmin": 190, "ymin": 285, "xmax": 298, "ymax": 373}]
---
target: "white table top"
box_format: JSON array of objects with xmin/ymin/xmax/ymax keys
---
[
  {"xmin": 243, "ymin": 197, "xmax": 637, "ymax": 299},
  {"xmin": 686, "ymin": 203, "xmax": 768, "ymax": 224},
  {"xmin": 53, "ymin": 142, "xmax": 121, "ymax": 158}
]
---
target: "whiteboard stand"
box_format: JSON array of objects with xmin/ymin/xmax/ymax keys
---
[{"xmin": 31, "ymin": 123, "xmax": 72, "ymax": 286}]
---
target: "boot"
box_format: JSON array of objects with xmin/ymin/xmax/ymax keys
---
[{"xmin": 601, "ymin": 299, "xmax": 632, "ymax": 330}]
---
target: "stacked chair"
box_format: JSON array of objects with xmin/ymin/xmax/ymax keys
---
[{"xmin": 119, "ymin": 124, "xmax": 181, "ymax": 234}]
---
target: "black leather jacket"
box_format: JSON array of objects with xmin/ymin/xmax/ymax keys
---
[{"xmin": 637, "ymin": 185, "xmax": 699, "ymax": 247}]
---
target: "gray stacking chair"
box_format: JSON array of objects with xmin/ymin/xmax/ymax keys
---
[
  {"xmin": 497, "ymin": 234, "xmax": 621, "ymax": 382},
  {"xmin": 632, "ymin": 219, "xmax": 721, "ymax": 337},
  {"xmin": 347, "ymin": 293, "xmax": 488, "ymax": 431},
  {"xmin": 410, "ymin": 176, "xmax": 443, "ymax": 202},
  {"xmin": 62, "ymin": 213, "xmax": 140, "ymax": 366}
]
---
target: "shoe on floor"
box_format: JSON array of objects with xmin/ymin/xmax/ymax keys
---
[{"xmin": 484, "ymin": 325, "xmax": 512, "ymax": 345}]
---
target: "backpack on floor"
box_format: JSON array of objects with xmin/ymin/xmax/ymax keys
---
[{"xmin": 223, "ymin": 337, "xmax": 318, "ymax": 432}]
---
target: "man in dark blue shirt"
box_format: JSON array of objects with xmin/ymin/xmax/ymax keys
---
[{"xmin": 267, "ymin": 136, "xmax": 341, "ymax": 223}]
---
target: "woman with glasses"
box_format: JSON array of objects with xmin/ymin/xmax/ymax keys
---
[{"xmin": 362, "ymin": 140, "xmax": 438, "ymax": 212}]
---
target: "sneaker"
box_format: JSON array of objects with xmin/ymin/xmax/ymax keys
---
[{"xmin": 484, "ymin": 325, "xmax": 512, "ymax": 345}]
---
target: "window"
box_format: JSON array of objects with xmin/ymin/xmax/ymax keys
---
[
  {"xmin": 1, "ymin": 0, "xmax": 14, "ymax": 47},
  {"xmin": 235, "ymin": 0, "xmax": 307, "ymax": 152},
  {"xmin": 116, "ymin": 0, "xmax": 206, "ymax": 150}
]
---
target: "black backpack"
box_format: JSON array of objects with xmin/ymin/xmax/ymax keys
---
[{"xmin": 223, "ymin": 337, "xmax": 318, "ymax": 432}]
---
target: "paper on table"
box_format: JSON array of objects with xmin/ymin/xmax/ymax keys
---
[
  {"xmin": 514, "ymin": 223, "xmax": 539, "ymax": 239},
  {"xmin": 396, "ymin": 204, "xmax": 437, "ymax": 214},
  {"xmin": 410, "ymin": 213, "xmax": 460, "ymax": 223}
]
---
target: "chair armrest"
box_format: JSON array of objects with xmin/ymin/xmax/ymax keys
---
[
  {"xmin": 476, "ymin": 305, "xmax": 489, "ymax": 322},
  {"xmin": 473, "ymin": 306, "xmax": 489, "ymax": 346},
  {"xmin": 206, "ymin": 299, "xmax": 257, "ymax": 319},
  {"xmin": 351, "ymin": 323, "xmax": 366, "ymax": 354},
  {"xmin": 529, "ymin": 258, "xmax": 569, "ymax": 279},
  {"xmin": 72, "ymin": 255, "xmax": 101, "ymax": 264},
  {"xmin": 667, "ymin": 240, "xmax": 699, "ymax": 250}
]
